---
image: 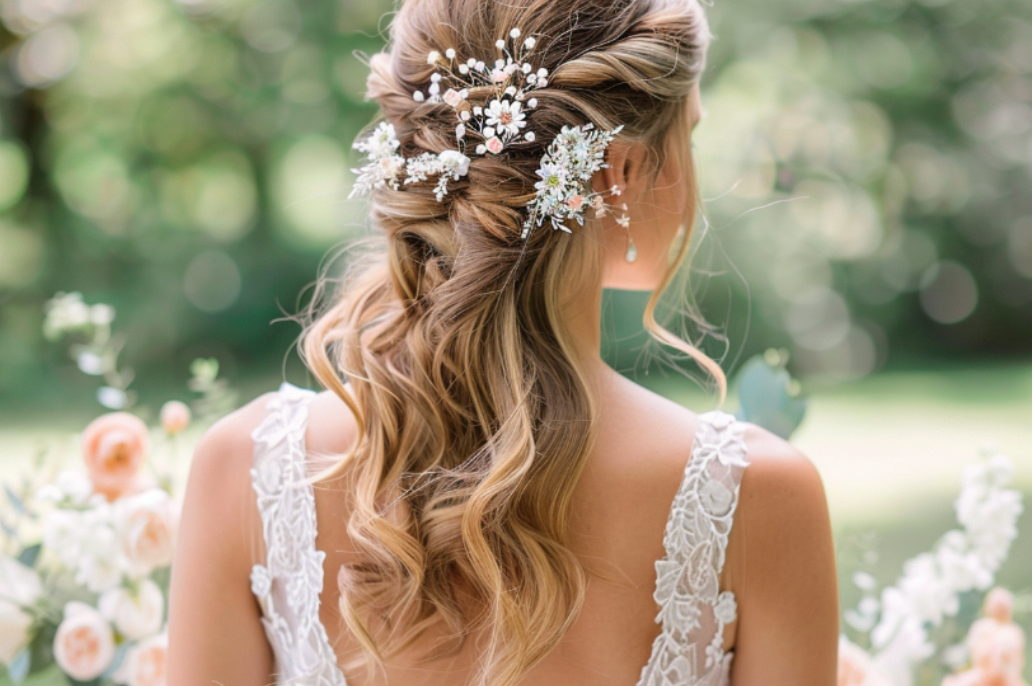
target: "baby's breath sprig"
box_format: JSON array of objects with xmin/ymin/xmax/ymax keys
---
[
  {"xmin": 521, "ymin": 123, "xmax": 627, "ymax": 240},
  {"xmin": 416, "ymin": 26, "xmax": 547, "ymax": 157}
]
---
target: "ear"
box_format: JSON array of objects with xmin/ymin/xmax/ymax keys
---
[{"xmin": 597, "ymin": 140, "xmax": 649, "ymax": 204}]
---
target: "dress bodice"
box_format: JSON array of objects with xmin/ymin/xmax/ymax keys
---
[{"xmin": 249, "ymin": 382, "xmax": 749, "ymax": 686}]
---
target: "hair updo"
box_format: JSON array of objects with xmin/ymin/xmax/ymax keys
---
[{"xmin": 298, "ymin": 0, "xmax": 715, "ymax": 684}]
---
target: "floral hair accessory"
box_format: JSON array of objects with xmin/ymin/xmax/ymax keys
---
[
  {"xmin": 348, "ymin": 122, "xmax": 406, "ymax": 198},
  {"xmin": 348, "ymin": 27, "xmax": 628, "ymax": 241},
  {"xmin": 521, "ymin": 122, "xmax": 625, "ymax": 239}
]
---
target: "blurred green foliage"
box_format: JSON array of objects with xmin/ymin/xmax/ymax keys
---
[{"xmin": 0, "ymin": 0, "xmax": 1028, "ymax": 409}]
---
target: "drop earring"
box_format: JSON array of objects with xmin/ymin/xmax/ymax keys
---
[
  {"xmin": 624, "ymin": 227, "xmax": 637, "ymax": 262},
  {"xmin": 617, "ymin": 204, "xmax": 636, "ymax": 262}
]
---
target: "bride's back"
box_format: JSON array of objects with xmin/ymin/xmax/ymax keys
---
[
  {"xmin": 169, "ymin": 370, "xmax": 839, "ymax": 686},
  {"xmin": 303, "ymin": 373, "xmax": 734, "ymax": 686}
]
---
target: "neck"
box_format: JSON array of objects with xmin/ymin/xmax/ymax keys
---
[{"xmin": 561, "ymin": 274, "xmax": 615, "ymax": 391}]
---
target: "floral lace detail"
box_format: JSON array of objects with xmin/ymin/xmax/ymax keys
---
[
  {"xmin": 635, "ymin": 411, "xmax": 749, "ymax": 686},
  {"xmin": 249, "ymin": 382, "xmax": 347, "ymax": 686}
]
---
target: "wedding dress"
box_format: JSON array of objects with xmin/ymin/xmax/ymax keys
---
[{"xmin": 249, "ymin": 382, "xmax": 749, "ymax": 686}]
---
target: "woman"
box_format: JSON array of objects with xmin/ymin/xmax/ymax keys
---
[{"xmin": 168, "ymin": 0, "xmax": 840, "ymax": 684}]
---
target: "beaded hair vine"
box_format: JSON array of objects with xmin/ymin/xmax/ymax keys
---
[{"xmin": 348, "ymin": 27, "xmax": 630, "ymax": 242}]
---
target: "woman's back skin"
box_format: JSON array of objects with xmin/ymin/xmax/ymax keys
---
[{"xmin": 168, "ymin": 365, "xmax": 839, "ymax": 686}]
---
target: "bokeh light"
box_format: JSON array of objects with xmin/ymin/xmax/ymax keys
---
[{"xmin": 0, "ymin": 0, "xmax": 1027, "ymax": 389}]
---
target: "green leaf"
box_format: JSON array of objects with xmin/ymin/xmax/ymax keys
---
[
  {"xmin": 6, "ymin": 648, "xmax": 29, "ymax": 683},
  {"xmin": 17, "ymin": 543, "xmax": 41, "ymax": 568},
  {"xmin": 733, "ymin": 351, "xmax": 808, "ymax": 440},
  {"xmin": 28, "ymin": 621, "xmax": 56, "ymax": 675},
  {"xmin": 100, "ymin": 643, "xmax": 129, "ymax": 682},
  {"xmin": 4, "ymin": 483, "xmax": 26, "ymax": 515}
]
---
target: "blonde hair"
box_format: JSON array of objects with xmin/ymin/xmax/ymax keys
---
[{"xmin": 298, "ymin": 0, "xmax": 718, "ymax": 683}]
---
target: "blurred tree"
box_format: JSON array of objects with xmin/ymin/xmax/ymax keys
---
[{"xmin": 0, "ymin": 0, "xmax": 1028, "ymax": 409}]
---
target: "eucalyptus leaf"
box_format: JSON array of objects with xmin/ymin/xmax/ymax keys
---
[
  {"xmin": 28, "ymin": 622, "xmax": 56, "ymax": 675},
  {"xmin": 100, "ymin": 643, "xmax": 129, "ymax": 682},
  {"xmin": 733, "ymin": 352, "xmax": 808, "ymax": 440},
  {"xmin": 6, "ymin": 648, "xmax": 29, "ymax": 684},
  {"xmin": 17, "ymin": 543, "xmax": 41, "ymax": 568},
  {"xmin": 3, "ymin": 483, "xmax": 26, "ymax": 515}
]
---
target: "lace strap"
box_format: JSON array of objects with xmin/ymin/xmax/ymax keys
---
[
  {"xmin": 637, "ymin": 410, "xmax": 749, "ymax": 686},
  {"xmin": 249, "ymin": 382, "xmax": 347, "ymax": 686}
]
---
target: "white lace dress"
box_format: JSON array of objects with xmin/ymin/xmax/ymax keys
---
[{"xmin": 249, "ymin": 382, "xmax": 750, "ymax": 686}]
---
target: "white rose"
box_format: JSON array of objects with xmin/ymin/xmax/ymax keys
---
[
  {"xmin": 99, "ymin": 580, "xmax": 163, "ymax": 641},
  {"xmin": 56, "ymin": 470, "xmax": 95, "ymax": 504},
  {"xmin": 112, "ymin": 632, "xmax": 168, "ymax": 686},
  {"xmin": 0, "ymin": 556, "xmax": 42, "ymax": 664},
  {"xmin": 73, "ymin": 513, "xmax": 123, "ymax": 594},
  {"xmin": 44, "ymin": 508, "xmax": 83, "ymax": 565},
  {"xmin": 53, "ymin": 601, "xmax": 115, "ymax": 681},
  {"xmin": 114, "ymin": 489, "xmax": 179, "ymax": 578},
  {"xmin": 75, "ymin": 551, "xmax": 123, "ymax": 595}
]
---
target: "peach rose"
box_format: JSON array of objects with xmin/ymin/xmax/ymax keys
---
[
  {"xmin": 53, "ymin": 602, "xmax": 115, "ymax": 681},
  {"xmin": 82, "ymin": 412, "xmax": 149, "ymax": 502},
  {"xmin": 113, "ymin": 632, "xmax": 167, "ymax": 686},
  {"xmin": 159, "ymin": 401, "xmax": 191, "ymax": 435},
  {"xmin": 942, "ymin": 587, "xmax": 1027, "ymax": 686},
  {"xmin": 115, "ymin": 489, "xmax": 178, "ymax": 578}
]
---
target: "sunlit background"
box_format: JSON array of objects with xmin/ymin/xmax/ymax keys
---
[{"xmin": 0, "ymin": 0, "xmax": 1029, "ymax": 679}]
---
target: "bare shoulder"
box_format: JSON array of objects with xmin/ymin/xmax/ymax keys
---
[
  {"xmin": 185, "ymin": 390, "xmax": 277, "ymax": 495},
  {"xmin": 736, "ymin": 422, "xmax": 830, "ymax": 528},
  {"xmin": 178, "ymin": 390, "xmax": 280, "ymax": 566},
  {"xmin": 168, "ymin": 390, "xmax": 285, "ymax": 685},
  {"xmin": 725, "ymin": 421, "xmax": 839, "ymax": 683}
]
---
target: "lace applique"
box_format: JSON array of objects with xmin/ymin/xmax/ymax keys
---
[
  {"xmin": 636, "ymin": 410, "xmax": 748, "ymax": 686},
  {"xmin": 249, "ymin": 382, "xmax": 348, "ymax": 686}
]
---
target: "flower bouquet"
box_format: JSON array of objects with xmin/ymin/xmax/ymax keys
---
[{"xmin": 0, "ymin": 293, "xmax": 236, "ymax": 685}]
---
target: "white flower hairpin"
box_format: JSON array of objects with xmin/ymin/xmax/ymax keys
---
[
  {"xmin": 521, "ymin": 122, "xmax": 625, "ymax": 239},
  {"xmin": 348, "ymin": 27, "xmax": 629, "ymax": 242}
]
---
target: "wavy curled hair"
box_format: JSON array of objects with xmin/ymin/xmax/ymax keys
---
[{"xmin": 297, "ymin": 0, "xmax": 717, "ymax": 684}]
